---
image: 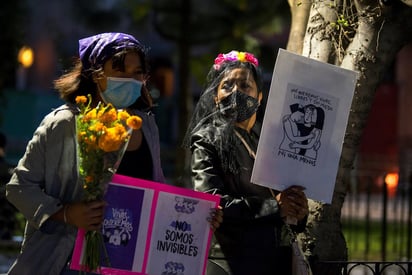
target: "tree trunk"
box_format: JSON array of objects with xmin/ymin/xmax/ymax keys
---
[
  {"xmin": 286, "ymin": 1, "xmax": 412, "ymax": 273},
  {"xmin": 302, "ymin": 0, "xmax": 338, "ymax": 61},
  {"xmin": 286, "ymin": 0, "xmax": 311, "ymax": 54}
]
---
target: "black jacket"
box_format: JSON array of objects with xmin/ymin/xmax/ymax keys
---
[{"xmin": 189, "ymin": 122, "xmax": 306, "ymax": 275}]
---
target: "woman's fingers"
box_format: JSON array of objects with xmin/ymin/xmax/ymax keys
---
[
  {"xmin": 208, "ymin": 206, "xmax": 223, "ymax": 232},
  {"xmin": 67, "ymin": 200, "xmax": 106, "ymax": 230},
  {"xmin": 278, "ymin": 186, "xmax": 309, "ymax": 221}
]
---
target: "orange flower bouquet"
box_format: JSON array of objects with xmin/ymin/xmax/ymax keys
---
[{"xmin": 75, "ymin": 95, "xmax": 142, "ymax": 272}]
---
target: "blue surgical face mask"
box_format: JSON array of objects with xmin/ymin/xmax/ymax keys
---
[{"xmin": 100, "ymin": 77, "xmax": 143, "ymax": 108}]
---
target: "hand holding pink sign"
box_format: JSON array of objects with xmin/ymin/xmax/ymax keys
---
[{"xmin": 70, "ymin": 174, "xmax": 220, "ymax": 275}]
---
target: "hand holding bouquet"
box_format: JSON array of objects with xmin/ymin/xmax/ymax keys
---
[{"xmin": 75, "ymin": 95, "xmax": 142, "ymax": 272}]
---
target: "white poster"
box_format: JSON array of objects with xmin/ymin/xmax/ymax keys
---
[
  {"xmin": 251, "ymin": 49, "xmax": 357, "ymax": 203},
  {"xmin": 146, "ymin": 192, "xmax": 214, "ymax": 275}
]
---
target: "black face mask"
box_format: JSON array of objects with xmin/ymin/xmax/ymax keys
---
[{"xmin": 217, "ymin": 91, "xmax": 260, "ymax": 122}]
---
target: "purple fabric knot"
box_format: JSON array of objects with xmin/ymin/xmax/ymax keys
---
[{"xmin": 79, "ymin": 32, "xmax": 142, "ymax": 70}]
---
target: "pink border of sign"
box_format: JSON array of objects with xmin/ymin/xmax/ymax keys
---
[{"xmin": 70, "ymin": 174, "xmax": 220, "ymax": 275}]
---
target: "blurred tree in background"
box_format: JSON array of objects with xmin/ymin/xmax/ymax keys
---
[
  {"xmin": 150, "ymin": 0, "xmax": 290, "ymax": 181},
  {"xmin": 0, "ymin": 1, "xmax": 27, "ymax": 123}
]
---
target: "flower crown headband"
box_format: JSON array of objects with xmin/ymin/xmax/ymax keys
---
[{"xmin": 213, "ymin": 50, "xmax": 259, "ymax": 71}]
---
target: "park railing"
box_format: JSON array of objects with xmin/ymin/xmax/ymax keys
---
[
  {"xmin": 320, "ymin": 261, "xmax": 412, "ymax": 275},
  {"xmin": 341, "ymin": 170, "xmax": 412, "ymax": 262},
  {"xmin": 338, "ymin": 162, "xmax": 412, "ymax": 275}
]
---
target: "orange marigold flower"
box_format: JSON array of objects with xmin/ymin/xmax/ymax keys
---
[
  {"xmin": 117, "ymin": 110, "xmax": 130, "ymax": 121},
  {"xmin": 83, "ymin": 135, "xmax": 98, "ymax": 151},
  {"xmin": 112, "ymin": 124, "xmax": 128, "ymax": 140},
  {"xmin": 78, "ymin": 131, "xmax": 87, "ymax": 139},
  {"xmin": 88, "ymin": 135, "xmax": 97, "ymax": 144},
  {"xmin": 97, "ymin": 108, "xmax": 117, "ymax": 124},
  {"xmin": 127, "ymin": 115, "xmax": 142, "ymax": 130},
  {"xmin": 88, "ymin": 122, "xmax": 105, "ymax": 132},
  {"xmin": 84, "ymin": 109, "xmax": 97, "ymax": 121},
  {"xmin": 85, "ymin": 176, "xmax": 94, "ymax": 183},
  {"xmin": 98, "ymin": 127, "xmax": 124, "ymax": 152},
  {"xmin": 75, "ymin": 96, "xmax": 88, "ymax": 105}
]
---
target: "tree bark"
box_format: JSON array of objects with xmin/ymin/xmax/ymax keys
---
[
  {"xmin": 302, "ymin": 0, "xmax": 338, "ymax": 62},
  {"xmin": 286, "ymin": 0, "xmax": 311, "ymax": 54}
]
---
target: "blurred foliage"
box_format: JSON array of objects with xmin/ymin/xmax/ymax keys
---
[
  {"xmin": 342, "ymin": 218, "xmax": 410, "ymax": 261},
  {"xmin": 0, "ymin": 1, "xmax": 28, "ymax": 124},
  {"xmin": 152, "ymin": 0, "xmax": 288, "ymax": 43},
  {"xmin": 139, "ymin": 0, "xmax": 291, "ymax": 178},
  {"xmin": 0, "ymin": 2, "xmax": 27, "ymax": 89},
  {"xmin": 127, "ymin": 1, "xmax": 152, "ymax": 22},
  {"xmin": 67, "ymin": 0, "xmax": 289, "ymax": 86},
  {"xmin": 71, "ymin": 1, "xmax": 127, "ymax": 32},
  {"xmin": 149, "ymin": 0, "xmax": 290, "ymax": 84}
]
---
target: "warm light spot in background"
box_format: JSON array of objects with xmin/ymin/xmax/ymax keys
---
[
  {"xmin": 18, "ymin": 46, "xmax": 34, "ymax": 68},
  {"xmin": 385, "ymin": 173, "xmax": 399, "ymax": 197}
]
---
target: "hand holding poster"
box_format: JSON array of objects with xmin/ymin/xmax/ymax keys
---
[
  {"xmin": 251, "ymin": 49, "xmax": 358, "ymax": 204},
  {"xmin": 70, "ymin": 174, "xmax": 220, "ymax": 275}
]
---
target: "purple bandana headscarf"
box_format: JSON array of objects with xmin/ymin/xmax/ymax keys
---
[{"xmin": 79, "ymin": 32, "xmax": 143, "ymax": 70}]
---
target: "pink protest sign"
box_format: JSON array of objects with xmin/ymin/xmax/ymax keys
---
[{"xmin": 70, "ymin": 174, "xmax": 220, "ymax": 275}]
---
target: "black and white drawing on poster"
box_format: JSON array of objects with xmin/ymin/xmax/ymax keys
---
[
  {"xmin": 276, "ymin": 84, "xmax": 337, "ymax": 167},
  {"xmin": 251, "ymin": 49, "xmax": 357, "ymax": 203}
]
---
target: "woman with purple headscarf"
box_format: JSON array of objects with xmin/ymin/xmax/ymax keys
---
[{"xmin": 5, "ymin": 33, "xmax": 225, "ymax": 275}]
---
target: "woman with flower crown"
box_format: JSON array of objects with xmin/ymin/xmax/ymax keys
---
[
  {"xmin": 183, "ymin": 50, "xmax": 309, "ymax": 275},
  {"xmin": 5, "ymin": 32, "xmax": 222, "ymax": 275}
]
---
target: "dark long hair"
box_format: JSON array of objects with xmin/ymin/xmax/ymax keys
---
[{"xmin": 183, "ymin": 60, "xmax": 263, "ymax": 173}]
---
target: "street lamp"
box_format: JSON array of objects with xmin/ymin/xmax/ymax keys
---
[
  {"xmin": 385, "ymin": 172, "xmax": 399, "ymax": 197},
  {"xmin": 381, "ymin": 172, "xmax": 399, "ymax": 261},
  {"xmin": 16, "ymin": 46, "xmax": 34, "ymax": 90},
  {"xmin": 18, "ymin": 46, "xmax": 34, "ymax": 68}
]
